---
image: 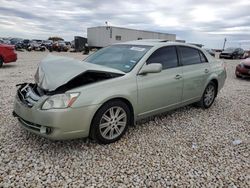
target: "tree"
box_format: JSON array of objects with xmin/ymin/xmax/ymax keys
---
[{"xmin": 48, "ymin": 36, "xmax": 64, "ymax": 42}]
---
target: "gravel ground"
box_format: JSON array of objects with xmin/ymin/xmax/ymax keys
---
[{"xmin": 0, "ymin": 52, "xmax": 249, "ymax": 187}]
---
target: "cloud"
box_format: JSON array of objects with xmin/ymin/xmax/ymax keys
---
[{"xmin": 0, "ymin": 0, "xmax": 250, "ymax": 49}]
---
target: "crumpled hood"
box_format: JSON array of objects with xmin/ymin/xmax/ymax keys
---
[{"xmin": 35, "ymin": 55, "xmax": 125, "ymax": 91}]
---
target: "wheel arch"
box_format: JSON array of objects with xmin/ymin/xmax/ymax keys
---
[
  {"xmin": 101, "ymin": 97, "xmax": 134, "ymax": 125},
  {"xmin": 89, "ymin": 97, "xmax": 135, "ymax": 140},
  {"xmin": 210, "ymin": 78, "xmax": 218, "ymax": 96}
]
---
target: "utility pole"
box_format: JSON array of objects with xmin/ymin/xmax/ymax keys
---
[{"xmin": 222, "ymin": 38, "xmax": 227, "ymax": 50}]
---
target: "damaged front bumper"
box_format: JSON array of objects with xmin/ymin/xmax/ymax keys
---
[{"xmin": 13, "ymin": 83, "xmax": 100, "ymax": 140}]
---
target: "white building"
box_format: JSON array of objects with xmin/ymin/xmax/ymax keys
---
[{"xmin": 87, "ymin": 26, "xmax": 176, "ymax": 48}]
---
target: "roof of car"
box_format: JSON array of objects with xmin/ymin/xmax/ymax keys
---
[{"xmin": 117, "ymin": 39, "xmax": 202, "ymax": 49}]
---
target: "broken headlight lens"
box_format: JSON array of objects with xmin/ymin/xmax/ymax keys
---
[{"xmin": 42, "ymin": 93, "xmax": 80, "ymax": 110}]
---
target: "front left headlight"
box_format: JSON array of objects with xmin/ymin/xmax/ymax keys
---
[
  {"xmin": 239, "ymin": 63, "xmax": 245, "ymax": 68},
  {"xmin": 42, "ymin": 93, "xmax": 80, "ymax": 110}
]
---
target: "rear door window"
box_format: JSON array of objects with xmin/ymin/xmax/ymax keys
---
[
  {"xmin": 199, "ymin": 51, "xmax": 208, "ymax": 63},
  {"xmin": 179, "ymin": 46, "xmax": 202, "ymax": 65},
  {"xmin": 147, "ymin": 46, "xmax": 178, "ymax": 69}
]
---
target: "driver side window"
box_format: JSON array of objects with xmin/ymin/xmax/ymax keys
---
[{"xmin": 147, "ymin": 46, "xmax": 178, "ymax": 69}]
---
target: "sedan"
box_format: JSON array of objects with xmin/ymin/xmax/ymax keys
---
[
  {"xmin": 13, "ymin": 41, "xmax": 226, "ymax": 144},
  {"xmin": 235, "ymin": 58, "xmax": 250, "ymax": 78},
  {"xmin": 0, "ymin": 44, "xmax": 17, "ymax": 68},
  {"xmin": 205, "ymin": 48, "xmax": 215, "ymax": 57},
  {"xmin": 220, "ymin": 47, "xmax": 244, "ymax": 59}
]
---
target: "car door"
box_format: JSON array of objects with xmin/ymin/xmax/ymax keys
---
[
  {"xmin": 137, "ymin": 46, "xmax": 183, "ymax": 117},
  {"xmin": 178, "ymin": 46, "xmax": 211, "ymax": 103}
]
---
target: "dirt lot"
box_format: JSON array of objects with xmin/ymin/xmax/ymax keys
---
[{"xmin": 0, "ymin": 52, "xmax": 249, "ymax": 187}]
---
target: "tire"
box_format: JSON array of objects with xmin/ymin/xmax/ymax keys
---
[
  {"xmin": 90, "ymin": 100, "xmax": 131, "ymax": 144},
  {"xmin": 0, "ymin": 57, "xmax": 3, "ymax": 68},
  {"xmin": 197, "ymin": 82, "xmax": 217, "ymax": 109}
]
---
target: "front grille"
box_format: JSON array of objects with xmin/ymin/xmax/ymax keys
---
[
  {"xmin": 241, "ymin": 72, "xmax": 250, "ymax": 76},
  {"xmin": 17, "ymin": 83, "xmax": 41, "ymax": 108},
  {"xmin": 244, "ymin": 64, "xmax": 250, "ymax": 69}
]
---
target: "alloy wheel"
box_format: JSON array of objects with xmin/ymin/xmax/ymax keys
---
[
  {"xmin": 204, "ymin": 84, "xmax": 215, "ymax": 106},
  {"xmin": 99, "ymin": 106, "xmax": 127, "ymax": 140}
]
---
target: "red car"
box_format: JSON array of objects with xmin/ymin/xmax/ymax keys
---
[
  {"xmin": 235, "ymin": 58, "xmax": 250, "ymax": 78},
  {"xmin": 0, "ymin": 44, "xmax": 17, "ymax": 67}
]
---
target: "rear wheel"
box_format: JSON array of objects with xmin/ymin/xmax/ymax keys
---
[
  {"xmin": 0, "ymin": 57, "xmax": 3, "ymax": 68},
  {"xmin": 90, "ymin": 100, "xmax": 131, "ymax": 144},
  {"xmin": 197, "ymin": 82, "xmax": 217, "ymax": 109}
]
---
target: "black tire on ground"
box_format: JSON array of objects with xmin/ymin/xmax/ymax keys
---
[
  {"xmin": 236, "ymin": 74, "xmax": 241, "ymax": 78},
  {"xmin": 197, "ymin": 82, "xmax": 217, "ymax": 109},
  {"xmin": 90, "ymin": 100, "xmax": 131, "ymax": 144},
  {"xmin": 0, "ymin": 57, "xmax": 3, "ymax": 68}
]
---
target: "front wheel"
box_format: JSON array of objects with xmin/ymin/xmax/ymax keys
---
[
  {"xmin": 0, "ymin": 57, "xmax": 3, "ymax": 68},
  {"xmin": 90, "ymin": 100, "xmax": 131, "ymax": 144},
  {"xmin": 197, "ymin": 82, "xmax": 217, "ymax": 109}
]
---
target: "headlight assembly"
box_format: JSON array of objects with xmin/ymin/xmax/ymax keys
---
[
  {"xmin": 239, "ymin": 63, "xmax": 245, "ymax": 68},
  {"xmin": 42, "ymin": 93, "xmax": 80, "ymax": 110}
]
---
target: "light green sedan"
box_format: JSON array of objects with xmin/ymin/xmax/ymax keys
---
[{"xmin": 13, "ymin": 41, "xmax": 226, "ymax": 144}]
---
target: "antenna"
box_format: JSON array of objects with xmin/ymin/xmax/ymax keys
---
[
  {"xmin": 105, "ymin": 21, "xmax": 110, "ymax": 30},
  {"xmin": 222, "ymin": 38, "xmax": 227, "ymax": 50}
]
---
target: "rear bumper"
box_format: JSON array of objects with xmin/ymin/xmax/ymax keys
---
[{"xmin": 13, "ymin": 94, "xmax": 100, "ymax": 140}]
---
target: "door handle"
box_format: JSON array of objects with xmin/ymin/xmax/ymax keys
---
[
  {"xmin": 204, "ymin": 69, "xmax": 209, "ymax": 73},
  {"xmin": 175, "ymin": 74, "xmax": 182, "ymax": 79}
]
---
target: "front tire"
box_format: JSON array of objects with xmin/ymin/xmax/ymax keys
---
[
  {"xmin": 0, "ymin": 57, "xmax": 3, "ymax": 68},
  {"xmin": 197, "ymin": 82, "xmax": 217, "ymax": 109},
  {"xmin": 90, "ymin": 100, "xmax": 131, "ymax": 144}
]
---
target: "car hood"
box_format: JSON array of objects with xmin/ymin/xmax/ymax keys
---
[
  {"xmin": 242, "ymin": 58, "xmax": 250, "ymax": 66},
  {"xmin": 35, "ymin": 55, "xmax": 125, "ymax": 91}
]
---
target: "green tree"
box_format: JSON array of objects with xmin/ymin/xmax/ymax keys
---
[{"xmin": 48, "ymin": 37, "xmax": 64, "ymax": 42}]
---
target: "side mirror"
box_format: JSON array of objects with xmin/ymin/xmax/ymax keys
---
[{"xmin": 139, "ymin": 63, "xmax": 162, "ymax": 75}]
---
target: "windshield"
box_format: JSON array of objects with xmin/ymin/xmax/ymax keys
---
[
  {"xmin": 225, "ymin": 47, "xmax": 235, "ymax": 51},
  {"xmin": 84, "ymin": 44, "xmax": 152, "ymax": 73}
]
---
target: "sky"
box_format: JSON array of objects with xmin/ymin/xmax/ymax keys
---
[{"xmin": 0, "ymin": 0, "xmax": 250, "ymax": 49}]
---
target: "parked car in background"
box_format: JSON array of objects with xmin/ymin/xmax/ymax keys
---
[
  {"xmin": 10, "ymin": 38, "xmax": 23, "ymax": 45},
  {"xmin": 0, "ymin": 44, "xmax": 17, "ymax": 67},
  {"xmin": 21, "ymin": 39, "xmax": 30, "ymax": 50},
  {"xmin": 235, "ymin": 58, "xmax": 250, "ymax": 78},
  {"xmin": 13, "ymin": 41, "xmax": 226, "ymax": 144},
  {"xmin": 15, "ymin": 41, "xmax": 24, "ymax": 50},
  {"xmin": 205, "ymin": 48, "xmax": 215, "ymax": 57},
  {"xmin": 0, "ymin": 38, "xmax": 11, "ymax": 45},
  {"xmin": 220, "ymin": 48, "xmax": 244, "ymax": 59},
  {"xmin": 27, "ymin": 40, "xmax": 46, "ymax": 51},
  {"xmin": 58, "ymin": 41, "xmax": 69, "ymax": 52},
  {"xmin": 242, "ymin": 50, "xmax": 250, "ymax": 59},
  {"xmin": 65, "ymin": 41, "xmax": 71, "ymax": 47},
  {"xmin": 49, "ymin": 41, "xmax": 69, "ymax": 52},
  {"xmin": 42, "ymin": 40, "xmax": 53, "ymax": 50}
]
